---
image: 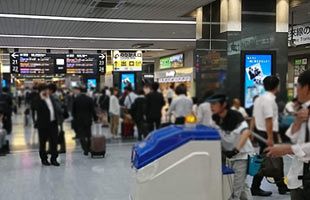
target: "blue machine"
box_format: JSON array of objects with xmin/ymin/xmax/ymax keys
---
[{"xmin": 132, "ymin": 125, "xmax": 221, "ymax": 170}]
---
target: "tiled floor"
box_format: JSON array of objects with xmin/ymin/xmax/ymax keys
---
[{"xmin": 0, "ymin": 111, "xmax": 291, "ymax": 200}]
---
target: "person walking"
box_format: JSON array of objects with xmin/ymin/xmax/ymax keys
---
[
  {"xmin": 145, "ymin": 82, "xmax": 165, "ymax": 131},
  {"xmin": 168, "ymin": 84, "xmax": 193, "ymax": 125},
  {"xmin": 208, "ymin": 94, "xmax": 254, "ymax": 200},
  {"xmin": 109, "ymin": 88, "xmax": 120, "ymax": 139},
  {"xmin": 34, "ymin": 84, "xmax": 60, "ymax": 166},
  {"xmin": 99, "ymin": 89, "xmax": 110, "ymax": 127},
  {"xmin": 72, "ymin": 86, "xmax": 97, "ymax": 156},
  {"xmin": 130, "ymin": 89, "xmax": 148, "ymax": 141},
  {"xmin": 266, "ymin": 70, "xmax": 310, "ymax": 199},
  {"xmin": 250, "ymin": 76, "xmax": 288, "ymax": 196}
]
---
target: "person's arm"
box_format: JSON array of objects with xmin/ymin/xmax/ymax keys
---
[
  {"xmin": 168, "ymin": 99, "xmax": 176, "ymax": 115},
  {"xmin": 197, "ymin": 105, "xmax": 204, "ymax": 124},
  {"xmin": 236, "ymin": 129, "xmax": 251, "ymax": 151},
  {"xmin": 265, "ymin": 118, "xmax": 274, "ymax": 146}
]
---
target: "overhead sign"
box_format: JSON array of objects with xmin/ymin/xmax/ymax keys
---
[
  {"xmin": 289, "ymin": 23, "xmax": 310, "ymax": 46},
  {"xmin": 10, "ymin": 53, "xmax": 66, "ymax": 74},
  {"xmin": 160, "ymin": 54, "xmax": 184, "ymax": 69},
  {"xmin": 113, "ymin": 50, "xmax": 142, "ymax": 71},
  {"xmin": 66, "ymin": 54, "xmax": 106, "ymax": 75}
]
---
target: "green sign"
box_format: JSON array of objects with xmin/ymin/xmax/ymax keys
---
[
  {"xmin": 160, "ymin": 57, "xmax": 171, "ymax": 69},
  {"xmin": 294, "ymin": 59, "xmax": 302, "ymax": 65},
  {"xmin": 160, "ymin": 54, "xmax": 184, "ymax": 69}
]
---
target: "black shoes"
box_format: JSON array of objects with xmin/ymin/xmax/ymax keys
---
[
  {"xmin": 51, "ymin": 161, "xmax": 60, "ymax": 167},
  {"xmin": 84, "ymin": 151, "xmax": 89, "ymax": 156},
  {"xmin": 278, "ymin": 186, "xmax": 290, "ymax": 195},
  {"xmin": 251, "ymin": 188, "xmax": 272, "ymax": 196},
  {"xmin": 41, "ymin": 160, "xmax": 51, "ymax": 166}
]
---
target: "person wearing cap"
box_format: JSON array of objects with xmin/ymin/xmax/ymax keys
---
[
  {"xmin": 250, "ymin": 76, "xmax": 288, "ymax": 196},
  {"xmin": 34, "ymin": 84, "xmax": 60, "ymax": 166},
  {"xmin": 208, "ymin": 94, "xmax": 254, "ymax": 200},
  {"xmin": 266, "ymin": 70, "xmax": 310, "ymax": 199}
]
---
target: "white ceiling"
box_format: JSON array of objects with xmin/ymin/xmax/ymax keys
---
[{"xmin": 0, "ymin": 0, "xmax": 215, "ymax": 62}]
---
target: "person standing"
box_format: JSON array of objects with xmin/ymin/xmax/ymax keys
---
[
  {"xmin": 124, "ymin": 86, "xmax": 137, "ymax": 110},
  {"xmin": 166, "ymin": 85, "xmax": 175, "ymax": 105},
  {"xmin": 0, "ymin": 87, "xmax": 13, "ymax": 153},
  {"xmin": 131, "ymin": 89, "xmax": 148, "ymax": 141},
  {"xmin": 208, "ymin": 94, "xmax": 254, "ymax": 200},
  {"xmin": 34, "ymin": 84, "xmax": 60, "ymax": 166},
  {"xmin": 250, "ymin": 76, "xmax": 288, "ymax": 196},
  {"xmin": 197, "ymin": 90, "xmax": 214, "ymax": 126},
  {"xmin": 266, "ymin": 70, "xmax": 310, "ymax": 199},
  {"xmin": 231, "ymin": 98, "xmax": 248, "ymax": 119},
  {"xmin": 72, "ymin": 86, "xmax": 97, "ymax": 156},
  {"xmin": 168, "ymin": 84, "xmax": 193, "ymax": 125},
  {"xmin": 99, "ymin": 89, "xmax": 110, "ymax": 127},
  {"xmin": 29, "ymin": 86, "xmax": 40, "ymax": 126},
  {"xmin": 145, "ymin": 82, "xmax": 165, "ymax": 131},
  {"xmin": 109, "ymin": 88, "xmax": 120, "ymax": 139},
  {"xmin": 48, "ymin": 83, "xmax": 66, "ymax": 153}
]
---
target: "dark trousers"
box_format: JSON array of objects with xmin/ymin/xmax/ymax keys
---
[
  {"xmin": 147, "ymin": 118, "xmax": 161, "ymax": 132},
  {"xmin": 58, "ymin": 124, "xmax": 66, "ymax": 151},
  {"xmin": 77, "ymin": 125, "xmax": 91, "ymax": 153},
  {"xmin": 175, "ymin": 117, "xmax": 185, "ymax": 125},
  {"xmin": 291, "ymin": 188, "xmax": 310, "ymax": 200},
  {"xmin": 137, "ymin": 121, "xmax": 148, "ymax": 141},
  {"xmin": 3, "ymin": 116, "xmax": 12, "ymax": 134},
  {"xmin": 251, "ymin": 130, "xmax": 286, "ymax": 190},
  {"xmin": 168, "ymin": 98, "xmax": 172, "ymax": 105},
  {"xmin": 38, "ymin": 121, "xmax": 58, "ymax": 162}
]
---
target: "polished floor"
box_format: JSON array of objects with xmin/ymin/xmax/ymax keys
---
[{"xmin": 0, "ymin": 109, "xmax": 291, "ymax": 200}]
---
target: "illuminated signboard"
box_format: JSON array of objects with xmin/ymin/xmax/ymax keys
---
[
  {"xmin": 66, "ymin": 54, "xmax": 106, "ymax": 75},
  {"xmin": 10, "ymin": 53, "xmax": 66, "ymax": 74},
  {"xmin": 113, "ymin": 50, "xmax": 142, "ymax": 71},
  {"xmin": 160, "ymin": 54, "xmax": 184, "ymax": 69}
]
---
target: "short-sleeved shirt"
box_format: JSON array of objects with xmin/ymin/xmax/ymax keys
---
[{"xmin": 253, "ymin": 92, "xmax": 279, "ymax": 132}]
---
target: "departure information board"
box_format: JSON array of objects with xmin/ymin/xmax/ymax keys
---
[{"xmin": 10, "ymin": 53, "xmax": 106, "ymax": 75}]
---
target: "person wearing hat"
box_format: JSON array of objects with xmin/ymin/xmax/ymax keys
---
[
  {"xmin": 34, "ymin": 84, "xmax": 60, "ymax": 166},
  {"xmin": 207, "ymin": 94, "xmax": 254, "ymax": 200}
]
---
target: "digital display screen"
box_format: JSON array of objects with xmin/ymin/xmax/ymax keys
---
[
  {"xmin": 244, "ymin": 54, "xmax": 273, "ymax": 108},
  {"xmin": 121, "ymin": 73, "xmax": 135, "ymax": 93},
  {"xmin": 87, "ymin": 79, "xmax": 97, "ymax": 89},
  {"xmin": 2, "ymin": 80, "xmax": 7, "ymax": 88},
  {"xmin": 160, "ymin": 54, "xmax": 184, "ymax": 69},
  {"xmin": 66, "ymin": 54, "xmax": 98, "ymax": 75}
]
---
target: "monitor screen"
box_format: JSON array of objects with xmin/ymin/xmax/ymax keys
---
[
  {"xmin": 244, "ymin": 53, "xmax": 273, "ymax": 109},
  {"xmin": 160, "ymin": 54, "xmax": 184, "ymax": 69},
  {"xmin": 2, "ymin": 80, "xmax": 7, "ymax": 88},
  {"xmin": 121, "ymin": 73, "xmax": 135, "ymax": 93},
  {"xmin": 87, "ymin": 79, "xmax": 97, "ymax": 89}
]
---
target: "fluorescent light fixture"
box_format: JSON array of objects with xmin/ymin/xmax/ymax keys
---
[
  {"xmin": 0, "ymin": 13, "xmax": 196, "ymax": 25},
  {"xmin": 0, "ymin": 46, "xmax": 166, "ymax": 51},
  {"xmin": 0, "ymin": 34, "xmax": 195, "ymax": 42}
]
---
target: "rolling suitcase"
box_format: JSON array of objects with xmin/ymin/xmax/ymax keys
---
[{"xmin": 91, "ymin": 123, "xmax": 106, "ymax": 158}]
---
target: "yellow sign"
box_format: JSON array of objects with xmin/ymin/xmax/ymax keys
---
[{"xmin": 113, "ymin": 50, "xmax": 143, "ymax": 71}]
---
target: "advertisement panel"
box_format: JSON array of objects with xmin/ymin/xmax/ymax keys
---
[
  {"xmin": 120, "ymin": 73, "xmax": 135, "ymax": 93},
  {"xmin": 113, "ymin": 51, "xmax": 142, "ymax": 71},
  {"xmin": 243, "ymin": 52, "xmax": 274, "ymax": 109},
  {"xmin": 159, "ymin": 54, "xmax": 184, "ymax": 69}
]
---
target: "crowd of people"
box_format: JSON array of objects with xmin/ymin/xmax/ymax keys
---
[{"xmin": 0, "ymin": 69, "xmax": 309, "ymax": 199}]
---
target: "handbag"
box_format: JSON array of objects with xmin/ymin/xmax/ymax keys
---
[
  {"xmin": 258, "ymin": 155, "xmax": 283, "ymax": 178},
  {"xmin": 247, "ymin": 155, "xmax": 262, "ymax": 176}
]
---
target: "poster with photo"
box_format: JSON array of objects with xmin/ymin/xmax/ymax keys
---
[
  {"xmin": 244, "ymin": 54, "xmax": 273, "ymax": 108},
  {"xmin": 121, "ymin": 73, "xmax": 135, "ymax": 93}
]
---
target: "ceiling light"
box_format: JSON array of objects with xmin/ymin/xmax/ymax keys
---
[
  {"xmin": 0, "ymin": 34, "xmax": 196, "ymax": 42},
  {"xmin": 0, "ymin": 46, "xmax": 166, "ymax": 51},
  {"xmin": 0, "ymin": 14, "xmax": 196, "ymax": 25}
]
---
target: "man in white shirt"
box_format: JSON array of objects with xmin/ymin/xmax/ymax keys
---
[
  {"xmin": 124, "ymin": 86, "xmax": 137, "ymax": 110},
  {"xmin": 197, "ymin": 90, "xmax": 214, "ymax": 126},
  {"xmin": 166, "ymin": 85, "xmax": 175, "ymax": 105},
  {"xmin": 251, "ymin": 76, "xmax": 288, "ymax": 196},
  {"xmin": 267, "ymin": 70, "xmax": 310, "ymax": 199},
  {"xmin": 231, "ymin": 98, "xmax": 248, "ymax": 118},
  {"xmin": 283, "ymin": 97, "xmax": 299, "ymax": 116},
  {"xmin": 109, "ymin": 88, "xmax": 120, "ymax": 138}
]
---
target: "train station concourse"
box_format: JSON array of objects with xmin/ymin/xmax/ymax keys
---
[{"xmin": 0, "ymin": 0, "xmax": 310, "ymax": 200}]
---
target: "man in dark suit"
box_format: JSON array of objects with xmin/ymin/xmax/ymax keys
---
[
  {"xmin": 34, "ymin": 84, "xmax": 60, "ymax": 166},
  {"xmin": 145, "ymin": 82, "xmax": 165, "ymax": 131},
  {"xmin": 72, "ymin": 86, "xmax": 97, "ymax": 156}
]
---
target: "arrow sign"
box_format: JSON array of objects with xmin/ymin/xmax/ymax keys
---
[
  {"xmin": 99, "ymin": 54, "xmax": 105, "ymax": 59},
  {"xmin": 11, "ymin": 52, "xmax": 19, "ymax": 59}
]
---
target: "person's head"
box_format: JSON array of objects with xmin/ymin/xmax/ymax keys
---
[
  {"xmin": 170, "ymin": 85, "xmax": 174, "ymax": 90},
  {"xmin": 263, "ymin": 76, "xmax": 280, "ymax": 93},
  {"xmin": 80, "ymin": 86, "xmax": 87, "ymax": 93},
  {"xmin": 151, "ymin": 82, "xmax": 160, "ymax": 92},
  {"xmin": 47, "ymin": 83, "xmax": 57, "ymax": 94},
  {"xmin": 143, "ymin": 83, "xmax": 151, "ymax": 94},
  {"xmin": 136, "ymin": 88, "xmax": 145, "ymax": 96},
  {"xmin": 297, "ymin": 69, "xmax": 310, "ymax": 103},
  {"xmin": 113, "ymin": 87, "xmax": 119, "ymax": 96},
  {"xmin": 125, "ymin": 85, "xmax": 133, "ymax": 93},
  {"xmin": 232, "ymin": 98, "xmax": 241, "ymax": 108},
  {"xmin": 38, "ymin": 84, "xmax": 49, "ymax": 98},
  {"xmin": 207, "ymin": 94, "xmax": 229, "ymax": 116},
  {"xmin": 175, "ymin": 84, "xmax": 187, "ymax": 96},
  {"xmin": 73, "ymin": 86, "xmax": 81, "ymax": 95}
]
